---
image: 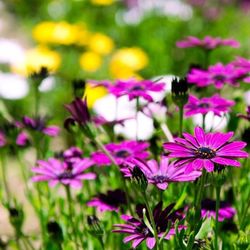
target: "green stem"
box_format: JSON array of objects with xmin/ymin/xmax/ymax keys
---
[
  {"xmin": 136, "ymin": 97, "xmax": 140, "ymax": 141},
  {"xmin": 202, "ymin": 114, "xmax": 206, "ymax": 130},
  {"xmin": 143, "ymin": 191, "xmax": 159, "ymax": 250},
  {"xmin": 65, "ymin": 185, "xmax": 79, "ymax": 250},
  {"xmin": 0, "ymin": 151, "xmax": 11, "ymax": 203},
  {"xmin": 179, "ymin": 105, "xmax": 184, "ymax": 137},
  {"xmin": 214, "ymin": 184, "xmax": 221, "ymax": 250}
]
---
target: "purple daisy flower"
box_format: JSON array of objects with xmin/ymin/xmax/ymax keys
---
[
  {"xmin": 31, "ymin": 157, "xmax": 96, "ymax": 188},
  {"xmin": 87, "ymin": 189, "xmax": 127, "ymax": 212},
  {"xmin": 120, "ymin": 157, "xmax": 201, "ymax": 190},
  {"xmin": 0, "ymin": 131, "xmax": 6, "ymax": 147},
  {"xmin": 113, "ymin": 202, "xmax": 185, "ymax": 249},
  {"xmin": 176, "ymin": 36, "xmax": 240, "ymax": 50},
  {"xmin": 188, "ymin": 63, "xmax": 248, "ymax": 89},
  {"xmin": 184, "ymin": 94, "xmax": 235, "ymax": 117},
  {"xmin": 22, "ymin": 116, "xmax": 60, "ymax": 137},
  {"xmin": 237, "ymin": 106, "xmax": 250, "ymax": 121},
  {"xmin": 201, "ymin": 199, "xmax": 236, "ymax": 222},
  {"xmin": 108, "ymin": 79, "xmax": 165, "ymax": 102},
  {"xmin": 91, "ymin": 140, "xmax": 150, "ymax": 166},
  {"xmin": 163, "ymin": 126, "xmax": 248, "ymax": 173}
]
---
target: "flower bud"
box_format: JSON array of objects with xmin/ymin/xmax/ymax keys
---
[
  {"xmin": 87, "ymin": 215, "xmax": 104, "ymax": 237},
  {"xmin": 47, "ymin": 220, "xmax": 64, "ymax": 244},
  {"xmin": 171, "ymin": 77, "xmax": 188, "ymax": 107},
  {"xmin": 131, "ymin": 166, "xmax": 148, "ymax": 191},
  {"xmin": 72, "ymin": 79, "xmax": 86, "ymax": 98}
]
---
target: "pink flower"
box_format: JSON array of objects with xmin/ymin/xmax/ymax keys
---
[
  {"xmin": 91, "ymin": 140, "xmax": 150, "ymax": 166},
  {"xmin": 184, "ymin": 94, "xmax": 235, "ymax": 117},
  {"xmin": 176, "ymin": 36, "xmax": 240, "ymax": 50},
  {"xmin": 163, "ymin": 127, "xmax": 248, "ymax": 173},
  {"xmin": 32, "ymin": 158, "xmax": 96, "ymax": 188},
  {"xmin": 108, "ymin": 79, "xmax": 165, "ymax": 102},
  {"xmin": 188, "ymin": 63, "xmax": 248, "ymax": 89}
]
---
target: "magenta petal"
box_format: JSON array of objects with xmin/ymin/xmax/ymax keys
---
[
  {"xmin": 156, "ymin": 182, "xmax": 168, "ymax": 190},
  {"xmin": 132, "ymin": 238, "xmax": 144, "ymax": 249},
  {"xmin": 203, "ymin": 160, "xmax": 214, "ymax": 172},
  {"xmin": 194, "ymin": 127, "xmax": 205, "ymax": 145},
  {"xmin": 212, "ymin": 157, "xmax": 241, "ymax": 167},
  {"xmin": 123, "ymin": 235, "xmax": 142, "ymax": 243},
  {"xmin": 146, "ymin": 237, "xmax": 156, "ymax": 249}
]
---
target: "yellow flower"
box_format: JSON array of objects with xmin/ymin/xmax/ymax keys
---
[
  {"xmin": 79, "ymin": 51, "xmax": 102, "ymax": 72},
  {"xmin": 12, "ymin": 46, "xmax": 61, "ymax": 76},
  {"xmin": 75, "ymin": 24, "xmax": 91, "ymax": 46},
  {"xmin": 32, "ymin": 21, "xmax": 80, "ymax": 45},
  {"xmin": 84, "ymin": 83, "xmax": 107, "ymax": 108},
  {"xmin": 91, "ymin": 0, "xmax": 114, "ymax": 6},
  {"xmin": 88, "ymin": 33, "xmax": 114, "ymax": 55},
  {"xmin": 109, "ymin": 47, "xmax": 148, "ymax": 78}
]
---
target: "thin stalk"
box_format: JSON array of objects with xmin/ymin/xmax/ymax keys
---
[
  {"xmin": 179, "ymin": 105, "xmax": 184, "ymax": 137},
  {"xmin": 143, "ymin": 191, "xmax": 159, "ymax": 250},
  {"xmin": 34, "ymin": 84, "xmax": 40, "ymax": 117},
  {"xmin": 135, "ymin": 97, "xmax": 140, "ymax": 140},
  {"xmin": 65, "ymin": 185, "xmax": 79, "ymax": 250},
  {"xmin": 202, "ymin": 114, "xmax": 206, "ymax": 130},
  {"xmin": 214, "ymin": 184, "xmax": 221, "ymax": 250},
  {"xmin": 0, "ymin": 152, "xmax": 11, "ymax": 202}
]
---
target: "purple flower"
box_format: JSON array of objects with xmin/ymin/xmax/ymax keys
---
[
  {"xmin": 15, "ymin": 131, "xmax": 29, "ymax": 146},
  {"xmin": 201, "ymin": 199, "xmax": 236, "ymax": 221},
  {"xmin": 232, "ymin": 56, "xmax": 250, "ymax": 70},
  {"xmin": 63, "ymin": 146, "xmax": 83, "ymax": 162},
  {"xmin": 92, "ymin": 115, "xmax": 132, "ymax": 127},
  {"xmin": 108, "ymin": 79, "xmax": 165, "ymax": 102},
  {"xmin": 91, "ymin": 140, "xmax": 150, "ymax": 166},
  {"xmin": 113, "ymin": 202, "xmax": 185, "ymax": 249},
  {"xmin": 176, "ymin": 36, "xmax": 240, "ymax": 50},
  {"xmin": 121, "ymin": 157, "xmax": 201, "ymax": 190},
  {"xmin": 22, "ymin": 116, "xmax": 60, "ymax": 137},
  {"xmin": 163, "ymin": 127, "xmax": 248, "ymax": 173},
  {"xmin": 188, "ymin": 63, "xmax": 248, "ymax": 89},
  {"xmin": 184, "ymin": 94, "xmax": 235, "ymax": 117},
  {"xmin": 237, "ymin": 106, "xmax": 250, "ymax": 121},
  {"xmin": 32, "ymin": 157, "xmax": 96, "ymax": 188},
  {"xmin": 64, "ymin": 98, "xmax": 90, "ymax": 126},
  {"xmin": 0, "ymin": 132, "xmax": 6, "ymax": 147},
  {"xmin": 87, "ymin": 189, "xmax": 127, "ymax": 212}
]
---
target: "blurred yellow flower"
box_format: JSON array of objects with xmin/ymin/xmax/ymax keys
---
[
  {"xmin": 75, "ymin": 24, "xmax": 91, "ymax": 46},
  {"xmin": 12, "ymin": 46, "xmax": 61, "ymax": 76},
  {"xmin": 79, "ymin": 51, "xmax": 102, "ymax": 72},
  {"xmin": 84, "ymin": 83, "xmax": 107, "ymax": 108},
  {"xmin": 88, "ymin": 33, "xmax": 114, "ymax": 55},
  {"xmin": 109, "ymin": 47, "xmax": 148, "ymax": 78},
  {"xmin": 32, "ymin": 21, "xmax": 84, "ymax": 45},
  {"xmin": 91, "ymin": 0, "xmax": 114, "ymax": 6}
]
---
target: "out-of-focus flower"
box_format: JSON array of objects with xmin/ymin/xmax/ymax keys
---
[
  {"xmin": 121, "ymin": 157, "xmax": 201, "ymax": 190},
  {"xmin": 184, "ymin": 94, "xmax": 235, "ymax": 117},
  {"xmin": 113, "ymin": 202, "xmax": 185, "ymax": 249},
  {"xmin": 63, "ymin": 146, "xmax": 83, "ymax": 162},
  {"xmin": 79, "ymin": 51, "xmax": 102, "ymax": 72},
  {"xmin": 0, "ymin": 73, "xmax": 29, "ymax": 99},
  {"xmin": 87, "ymin": 189, "xmax": 127, "ymax": 212},
  {"xmin": 188, "ymin": 63, "xmax": 248, "ymax": 89},
  {"xmin": 237, "ymin": 106, "xmax": 250, "ymax": 121},
  {"xmin": 176, "ymin": 36, "xmax": 240, "ymax": 50},
  {"xmin": 32, "ymin": 158, "xmax": 96, "ymax": 188},
  {"xmin": 91, "ymin": 140, "xmax": 149, "ymax": 166},
  {"xmin": 164, "ymin": 126, "xmax": 248, "ymax": 173},
  {"xmin": 91, "ymin": 0, "xmax": 115, "ymax": 5},
  {"xmin": 87, "ymin": 33, "xmax": 114, "ymax": 55},
  {"xmin": 201, "ymin": 199, "xmax": 236, "ymax": 221},
  {"xmin": 84, "ymin": 83, "xmax": 107, "ymax": 108},
  {"xmin": 32, "ymin": 21, "xmax": 83, "ymax": 45},
  {"xmin": 110, "ymin": 47, "xmax": 148, "ymax": 78},
  {"xmin": 171, "ymin": 77, "xmax": 188, "ymax": 107},
  {"xmin": 12, "ymin": 46, "xmax": 61, "ymax": 76},
  {"xmin": 22, "ymin": 116, "xmax": 60, "ymax": 137},
  {"xmin": 109, "ymin": 79, "xmax": 165, "ymax": 102},
  {"xmin": 232, "ymin": 56, "xmax": 250, "ymax": 70}
]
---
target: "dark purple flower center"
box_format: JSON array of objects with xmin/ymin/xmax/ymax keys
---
[
  {"xmin": 115, "ymin": 150, "xmax": 130, "ymax": 158},
  {"xmin": 135, "ymin": 224, "xmax": 152, "ymax": 237},
  {"xmin": 58, "ymin": 167, "xmax": 73, "ymax": 179},
  {"xmin": 151, "ymin": 175, "xmax": 168, "ymax": 183},
  {"xmin": 198, "ymin": 103, "xmax": 210, "ymax": 108},
  {"xmin": 131, "ymin": 85, "xmax": 144, "ymax": 91},
  {"xmin": 213, "ymin": 74, "xmax": 226, "ymax": 82},
  {"xmin": 195, "ymin": 147, "xmax": 216, "ymax": 159}
]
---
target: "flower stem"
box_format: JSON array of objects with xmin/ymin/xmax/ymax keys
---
[
  {"xmin": 136, "ymin": 97, "xmax": 140, "ymax": 140},
  {"xmin": 142, "ymin": 191, "xmax": 159, "ymax": 250},
  {"xmin": 65, "ymin": 185, "xmax": 79, "ymax": 250},
  {"xmin": 214, "ymin": 184, "xmax": 221, "ymax": 250},
  {"xmin": 179, "ymin": 105, "xmax": 184, "ymax": 137},
  {"xmin": 0, "ymin": 151, "xmax": 11, "ymax": 203},
  {"xmin": 202, "ymin": 114, "xmax": 206, "ymax": 130}
]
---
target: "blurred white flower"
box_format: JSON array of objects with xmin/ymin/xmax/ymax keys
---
[
  {"xmin": 0, "ymin": 73, "xmax": 29, "ymax": 99},
  {"xmin": 39, "ymin": 76, "xmax": 56, "ymax": 92},
  {"xmin": 244, "ymin": 90, "xmax": 250, "ymax": 105}
]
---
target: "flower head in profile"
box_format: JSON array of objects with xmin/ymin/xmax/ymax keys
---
[
  {"xmin": 108, "ymin": 79, "xmax": 165, "ymax": 102},
  {"xmin": 176, "ymin": 36, "xmax": 240, "ymax": 50},
  {"xmin": 31, "ymin": 157, "xmax": 96, "ymax": 188},
  {"xmin": 163, "ymin": 127, "xmax": 248, "ymax": 173},
  {"xmin": 113, "ymin": 202, "xmax": 185, "ymax": 249},
  {"xmin": 22, "ymin": 116, "xmax": 60, "ymax": 137},
  {"xmin": 188, "ymin": 63, "xmax": 248, "ymax": 89},
  {"xmin": 184, "ymin": 94, "xmax": 235, "ymax": 117},
  {"xmin": 121, "ymin": 157, "xmax": 201, "ymax": 190},
  {"xmin": 237, "ymin": 106, "xmax": 250, "ymax": 121},
  {"xmin": 87, "ymin": 189, "xmax": 127, "ymax": 212},
  {"xmin": 91, "ymin": 140, "xmax": 150, "ymax": 166},
  {"xmin": 201, "ymin": 199, "xmax": 236, "ymax": 221}
]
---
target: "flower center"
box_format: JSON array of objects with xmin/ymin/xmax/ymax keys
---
[
  {"xmin": 136, "ymin": 225, "xmax": 152, "ymax": 237},
  {"xmin": 131, "ymin": 85, "xmax": 144, "ymax": 91},
  {"xmin": 213, "ymin": 74, "xmax": 226, "ymax": 82},
  {"xmin": 58, "ymin": 167, "xmax": 73, "ymax": 179},
  {"xmin": 115, "ymin": 150, "xmax": 130, "ymax": 158},
  {"xmin": 151, "ymin": 175, "xmax": 168, "ymax": 183},
  {"xmin": 198, "ymin": 103, "xmax": 210, "ymax": 108},
  {"xmin": 195, "ymin": 147, "xmax": 216, "ymax": 159}
]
